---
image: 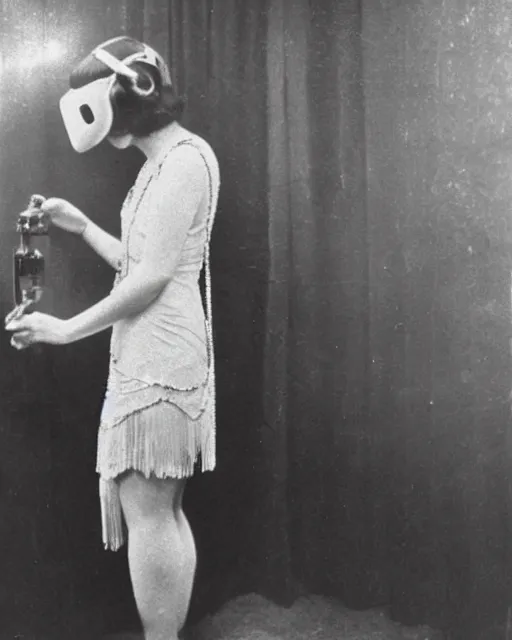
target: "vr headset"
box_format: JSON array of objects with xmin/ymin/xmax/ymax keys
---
[{"xmin": 59, "ymin": 37, "xmax": 171, "ymax": 153}]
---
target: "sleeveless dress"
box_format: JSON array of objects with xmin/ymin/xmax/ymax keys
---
[{"xmin": 96, "ymin": 134, "xmax": 220, "ymax": 550}]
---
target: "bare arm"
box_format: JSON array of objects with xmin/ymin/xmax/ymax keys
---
[
  {"xmin": 40, "ymin": 197, "xmax": 122, "ymax": 270},
  {"xmin": 82, "ymin": 219, "xmax": 122, "ymax": 271}
]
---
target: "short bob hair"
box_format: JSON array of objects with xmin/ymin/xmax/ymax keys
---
[{"xmin": 69, "ymin": 36, "xmax": 186, "ymax": 138}]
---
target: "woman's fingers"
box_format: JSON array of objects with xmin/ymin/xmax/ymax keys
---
[
  {"xmin": 5, "ymin": 315, "xmax": 33, "ymax": 332},
  {"xmin": 10, "ymin": 332, "xmax": 31, "ymax": 349},
  {"xmin": 10, "ymin": 335, "xmax": 22, "ymax": 350},
  {"xmin": 4, "ymin": 302, "xmax": 33, "ymax": 326},
  {"xmin": 4, "ymin": 307, "xmax": 22, "ymax": 326}
]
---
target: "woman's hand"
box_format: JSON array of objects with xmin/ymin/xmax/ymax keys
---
[
  {"xmin": 5, "ymin": 312, "xmax": 70, "ymax": 350},
  {"xmin": 42, "ymin": 197, "xmax": 89, "ymax": 235}
]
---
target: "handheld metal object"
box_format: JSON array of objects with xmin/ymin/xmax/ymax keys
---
[{"xmin": 12, "ymin": 194, "xmax": 49, "ymax": 319}]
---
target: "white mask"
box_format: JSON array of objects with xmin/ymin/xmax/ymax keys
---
[{"xmin": 59, "ymin": 38, "xmax": 171, "ymax": 153}]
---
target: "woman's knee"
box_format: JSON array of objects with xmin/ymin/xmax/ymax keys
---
[{"xmin": 118, "ymin": 470, "xmax": 187, "ymax": 527}]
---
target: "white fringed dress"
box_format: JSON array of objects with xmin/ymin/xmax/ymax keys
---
[{"xmin": 96, "ymin": 133, "xmax": 220, "ymax": 550}]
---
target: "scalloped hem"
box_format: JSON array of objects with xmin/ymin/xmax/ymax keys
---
[{"xmin": 97, "ymin": 400, "xmax": 215, "ymax": 551}]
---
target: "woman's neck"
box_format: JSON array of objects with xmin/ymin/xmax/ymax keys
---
[{"xmin": 134, "ymin": 122, "xmax": 187, "ymax": 161}]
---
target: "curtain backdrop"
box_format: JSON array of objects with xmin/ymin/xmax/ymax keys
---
[
  {"xmin": 0, "ymin": 1, "xmax": 511, "ymax": 639},
  {"xmin": 166, "ymin": 1, "xmax": 512, "ymax": 637}
]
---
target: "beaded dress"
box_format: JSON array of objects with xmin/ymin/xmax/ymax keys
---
[{"xmin": 96, "ymin": 133, "xmax": 219, "ymax": 550}]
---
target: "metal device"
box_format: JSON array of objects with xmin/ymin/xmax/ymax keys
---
[{"xmin": 12, "ymin": 194, "xmax": 49, "ymax": 320}]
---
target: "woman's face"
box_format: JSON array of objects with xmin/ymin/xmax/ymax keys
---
[{"xmin": 107, "ymin": 132, "xmax": 134, "ymax": 150}]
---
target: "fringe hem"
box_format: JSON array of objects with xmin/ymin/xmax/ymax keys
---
[
  {"xmin": 99, "ymin": 478, "xmax": 124, "ymax": 551},
  {"xmin": 97, "ymin": 400, "xmax": 215, "ymax": 551}
]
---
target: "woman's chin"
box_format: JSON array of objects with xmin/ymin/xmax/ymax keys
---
[{"xmin": 107, "ymin": 134, "xmax": 133, "ymax": 150}]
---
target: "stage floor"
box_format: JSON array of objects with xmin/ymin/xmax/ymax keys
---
[{"xmin": 104, "ymin": 593, "xmax": 442, "ymax": 640}]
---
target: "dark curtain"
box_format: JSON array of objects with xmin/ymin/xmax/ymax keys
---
[
  {"xmin": 0, "ymin": 1, "xmax": 511, "ymax": 639},
  {"xmin": 363, "ymin": 1, "xmax": 512, "ymax": 636},
  {"xmin": 174, "ymin": 0, "xmax": 512, "ymax": 637},
  {"xmin": 261, "ymin": 0, "xmax": 369, "ymax": 603}
]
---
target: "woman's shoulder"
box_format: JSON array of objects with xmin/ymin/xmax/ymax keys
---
[
  {"xmin": 178, "ymin": 134, "xmax": 218, "ymax": 166},
  {"xmin": 159, "ymin": 134, "xmax": 220, "ymax": 183}
]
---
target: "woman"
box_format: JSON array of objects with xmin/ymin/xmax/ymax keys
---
[{"xmin": 6, "ymin": 36, "xmax": 219, "ymax": 640}]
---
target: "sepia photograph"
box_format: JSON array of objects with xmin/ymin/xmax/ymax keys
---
[{"xmin": 0, "ymin": 1, "xmax": 510, "ymax": 639}]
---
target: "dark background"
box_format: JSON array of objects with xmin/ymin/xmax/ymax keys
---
[{"xmin": 0, "ymin": 1, "xmax": 511, "ymax": 639}]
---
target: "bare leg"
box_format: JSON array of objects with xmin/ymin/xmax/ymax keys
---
[
  {"xmin": 175, "ymin": 502, "xmax": 197, "ymax": 630},
  {"xmin": 119, "ymin": 472, "xmax": 197, "ymax": 640}
]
